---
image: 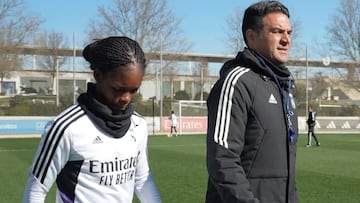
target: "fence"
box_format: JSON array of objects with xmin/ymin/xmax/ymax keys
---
[{"xmin": 1, "ymin": 116, "xmax": 359, "ymax": 137}]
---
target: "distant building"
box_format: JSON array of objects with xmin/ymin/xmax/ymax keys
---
[{"xmin": 0, "ymin": 69, "xmax": 218, "ymax": 101}]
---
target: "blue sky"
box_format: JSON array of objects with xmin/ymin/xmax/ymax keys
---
[{"xmin": 25, "ymin": 0, "xmax": 340, "ymax": 59}]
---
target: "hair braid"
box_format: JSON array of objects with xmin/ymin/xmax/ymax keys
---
[{"xmin": 83, "ymin": 36, "xmax": 146, "ymax": 72}]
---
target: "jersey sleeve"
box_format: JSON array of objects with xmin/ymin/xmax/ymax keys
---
[
  {"xmin": 134, "ymin": 121, "xmax": 162, "ymax": 203},
  {"xmin": 206, "ymin": 72, "xmax": 259, "ymax": 202},
  {"xmin": 23, "ymin": 120, "xmax": 71, "ymax": 203}
]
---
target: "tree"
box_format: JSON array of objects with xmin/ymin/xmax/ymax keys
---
[
  {"xmin": 174, "ymin": 90, "xmax": 190, "ymax": 100},
  {"xmin": 326, "ymin": 0, "xmax": 360, "ymax": 81},
  {"xmin": 87, "ymin": 0, "xmax": 191, "ymax": 102},
  {"xmin": 311, "ymin": 72, "xmax": 328, "ymax": 100},
  {"xmin": 87, "ymin": 0, "xmax": 190, "ymax": 54},
  {"xmin": 194, "ymin": 91, "xmax": 209, "ymax": 101},
  {"xmin": 225, "ymin": 5, "xmax": 301, "ymax": 55},
  {"xmin": 224, "ymin": 6, "xmax": 245, "ymax": 54},
  {"xmin": 0, "ymin": 0, "xmax": 42, "ymax": 93},
  {"xmin": 33, "ymin": 31, "xmax": 68, "ymax": 94}
]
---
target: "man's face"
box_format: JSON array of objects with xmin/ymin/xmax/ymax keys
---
[
  {"xmin": 94, "ymin": 64, "xmax": 144, "ymax": 114},
  {"xmin": 249, "ymin": 12, "xmax": 292, "ymax": 66}
]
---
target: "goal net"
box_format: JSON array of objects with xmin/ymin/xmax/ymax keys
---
[{"xmin": 171, "ymin": 100, "xmax": 207, "ymax": 135}]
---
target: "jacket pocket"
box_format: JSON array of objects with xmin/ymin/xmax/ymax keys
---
[{"xmin": 249, "ymin": 177, "xmax": 287, "ymax": 203}]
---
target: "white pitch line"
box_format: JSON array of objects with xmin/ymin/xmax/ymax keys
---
[
  {"xmin": 0, "ymin": 149, "xmax": 32, "ymax": 152},
  {"xmin": 150, "ymin": 144, "xmax": 205, "ymax": 148}
]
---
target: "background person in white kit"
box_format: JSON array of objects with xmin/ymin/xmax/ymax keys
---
[
  {"xmin": 23, "ymin": 36, "xmax": 162, "ymax": 203},
  {"xmin": 169, "ymin": 110, "xmax": 178, "ymax": 137}
]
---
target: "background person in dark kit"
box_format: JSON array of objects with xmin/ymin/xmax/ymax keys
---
[
  {"xmin": 205, "ymin": 1, "xmax": 299, "ymax": 202},
  {"xmin": 23, "ymin": 36, "xmax": 162, "ymax": 203},
  {"xmin": 306, "ymin": 106, "xmax": 320, "ymax": 147}
]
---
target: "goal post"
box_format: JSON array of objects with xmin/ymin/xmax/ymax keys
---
[{"xmin": 173, "ymin": 100, "xmax": 207, "ymax": 135}]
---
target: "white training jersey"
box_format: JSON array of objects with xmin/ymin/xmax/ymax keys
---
[
  {"xmin": 170, "ymin": 113, "xmax": 177, "ymax": 127},
  {"xmin": 23, "ymin": 104, "xmax": 161, "ymax": 203}
]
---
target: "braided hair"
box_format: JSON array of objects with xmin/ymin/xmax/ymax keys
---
[{"xmin": 83, "ymin": 36, "xmax": 146, "ymax": 72}]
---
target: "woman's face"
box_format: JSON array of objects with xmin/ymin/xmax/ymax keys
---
[{"xmin": 94, "ymin": 64, "xmax": 144, "ymax": 114}]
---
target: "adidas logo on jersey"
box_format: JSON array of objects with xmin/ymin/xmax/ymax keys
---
[
  {"xmin": 93, "ymin": 136, "xmax": 103, "ymax": 144},
  {"xmin": 268, "ymin": 94, "xmax": 278, "ymax": 104}
]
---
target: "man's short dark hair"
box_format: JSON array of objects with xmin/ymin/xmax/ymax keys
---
[{"xmin": 242, "ymin": 1, "xmax": 290, "ymax": 45}]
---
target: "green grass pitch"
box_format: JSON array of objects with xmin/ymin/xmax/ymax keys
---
[{"xmin": 0, "ymin": 133, "xmax": 359, "ymax": 202}]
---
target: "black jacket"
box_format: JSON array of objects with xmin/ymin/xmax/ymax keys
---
[{"xmin": 206, "ymin": 48, "xmax": 299, "ymax": 203}]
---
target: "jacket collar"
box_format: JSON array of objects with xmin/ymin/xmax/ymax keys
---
[{"xmin": 220, "ymin": 48, "xmax": 291, "ymax": 82}]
